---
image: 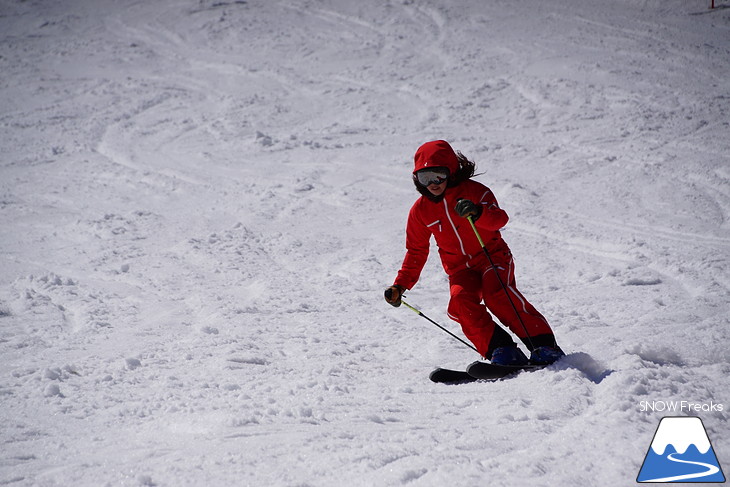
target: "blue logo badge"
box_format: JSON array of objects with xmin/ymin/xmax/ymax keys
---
[{"xmin": 637, "ymin": 417, "xmax": 725, "ymax": 483}]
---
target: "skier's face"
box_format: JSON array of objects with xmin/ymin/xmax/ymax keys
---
[
  {"xmin": 427, "ymin": 180, "xmax": 447, "ymax": 197},
  {"xmin": 415, "ymin": 167, "xmax": 449, "ymax": 197}
]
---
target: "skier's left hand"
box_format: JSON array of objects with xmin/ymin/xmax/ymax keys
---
[
  {"xmin": 384, "ymin": 285, "xmax": 405, "ymax": 307},
  {"xmin": 455, "ymin": 199, "xmax": 482, "ymax": 220}
]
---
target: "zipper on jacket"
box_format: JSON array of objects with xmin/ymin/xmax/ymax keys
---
[
  {"xmin": 443, "ymin": 199, "xmax": 469, "ymax": 260},
  {"xmin": 426, "ymin": 220, "xmax": 442, "ymax": 232}
]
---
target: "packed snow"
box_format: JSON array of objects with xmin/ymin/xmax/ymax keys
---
[{"xmin": 1, "ymin": 0, "xmax": 729, "ymax": 485}]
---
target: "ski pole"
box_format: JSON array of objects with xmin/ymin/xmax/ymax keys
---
[
  {"xmin": 401, "ymin": 299, "xmax": 479, "ymax": 354},
  {"xmin": 466, "ymin": 215, "xmax": 535, "ymax": 350}
]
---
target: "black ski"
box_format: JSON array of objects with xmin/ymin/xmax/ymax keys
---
[
  {"xmin": 465, "ymin": 360, "xmax": 545, "ymax": 380},
  {"xmin": 429, "ymin": 367, "xmax": 478, "ymax": 384},
  {"xmin": 430, "ymin": 361, "xmax": 546, "ymax": 383}
]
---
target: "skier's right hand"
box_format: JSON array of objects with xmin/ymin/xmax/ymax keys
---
[{"xmin": 384, "ymin": 285, "xmax": 405, "ymax": 307}]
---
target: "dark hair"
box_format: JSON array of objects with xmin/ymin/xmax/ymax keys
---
[
  {"xmin": 414, "ymin": 151, "xmax": 480, "ymax": 201},
  {"xmin": 448, "ymin": 151, "xmax": 479, "ymax": 187}
]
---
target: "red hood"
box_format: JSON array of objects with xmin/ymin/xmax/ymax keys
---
[{"xmin": 413, "ymin": 140, "xmax": 458, "ymax": 175}]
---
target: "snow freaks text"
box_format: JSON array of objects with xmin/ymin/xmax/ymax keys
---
[{"xmin": 639, "ymin": 401, "xmax": 724, "ymax": 413}]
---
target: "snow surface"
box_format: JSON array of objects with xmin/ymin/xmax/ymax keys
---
[{"xmin": 1, "ymin": 0, "xmax": 729, "ymax": 485}]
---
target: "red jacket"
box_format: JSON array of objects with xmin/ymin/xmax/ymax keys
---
[{"xmin": 394, "ymin": 179, "xmax": 509, "ymax": 290}]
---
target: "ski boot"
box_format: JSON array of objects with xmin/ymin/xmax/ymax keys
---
[
  {"xmin": 529, "ymin": 346, "xmax": 565, "ymax": 365},
  {"xmin": 490, "ymin": 346, "xmax": 529, "ymax": 366}
]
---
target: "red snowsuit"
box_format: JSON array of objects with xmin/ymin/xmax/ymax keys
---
[{"xmin": 394, "ymin": 141, "xmax": 556, "ymax": 358}]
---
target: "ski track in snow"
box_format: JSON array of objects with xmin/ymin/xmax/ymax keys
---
[{"xmin": 1, "ymin": 0, "xmax": 729, "ymax": 485}]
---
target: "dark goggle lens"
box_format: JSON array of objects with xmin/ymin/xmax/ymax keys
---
[{"xmin": 416, "ymin": 168, "xmax": 449, "ymax": 186}]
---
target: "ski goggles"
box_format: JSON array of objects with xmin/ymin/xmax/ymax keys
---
[{"xmin": 415, "ymin": 167, "xmax": 450, "ymax": 186}]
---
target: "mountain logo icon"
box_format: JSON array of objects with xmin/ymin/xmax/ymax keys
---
[{"xmin": 637, "ymin": 416, "xmax": 726, "ymax": 483}]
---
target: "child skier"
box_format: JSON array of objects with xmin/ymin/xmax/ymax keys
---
[{"xmin": 384, "ymin": 140, "xmax": 564, "ymax": 365}]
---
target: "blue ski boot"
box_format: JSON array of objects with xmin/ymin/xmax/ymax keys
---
[
  {"xmin": 490, "ymin": 346, "xmax": 529, "ymax": 366},
  {"xmin": 529, "ymin": 346, "xmax": 565, "ymax": 365}
]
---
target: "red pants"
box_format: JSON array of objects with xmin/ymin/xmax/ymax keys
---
[{"xmin": 447, "ymin": 251, "xmax": 554, "ymax": 358}]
